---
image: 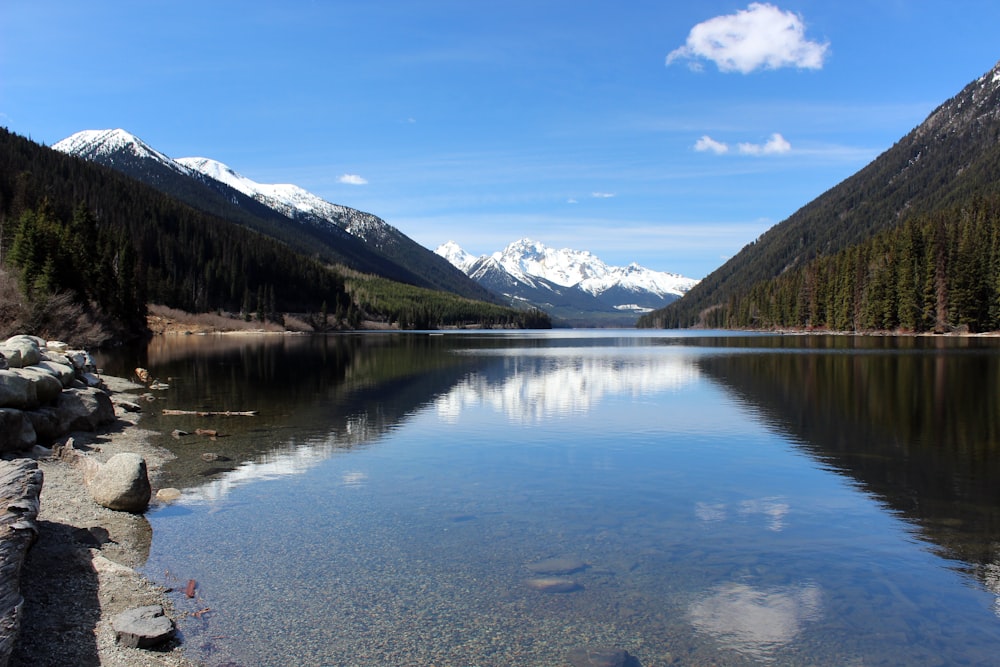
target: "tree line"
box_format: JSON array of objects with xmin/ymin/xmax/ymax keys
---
[{"xmin": 645, "ymin": 196, "xmax": 1000, "ymax": 333}]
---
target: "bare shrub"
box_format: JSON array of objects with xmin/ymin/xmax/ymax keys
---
[
  {"xmin": 281, "ymin": 313, "xmax": 315, "ymax": 333},
  {"xmin": 147, "ymin": 304, "xmax": 290, "ymax": 333},
  {"xmin": 0, "ymin": 266, "xmax": 28, "ymax": 339}
]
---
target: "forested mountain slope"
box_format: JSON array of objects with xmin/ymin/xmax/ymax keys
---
[
  {"xmin": 640, "ymin": 60, "xmax": 1000, "ymax": 329},
  {"xmin": 53, "ymin": 129, "xmax": 497, "ymax": 303},
  {"xmin": 0, "ymin": 128, "xmax": 547, "ymax": 343}
]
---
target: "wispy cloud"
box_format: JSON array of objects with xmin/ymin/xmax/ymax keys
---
[
  {"xmin": 695, "ymin": 135, "xmax": 730, "ymax": 154},
  {"xmin": 667, "ymin": 3, "xmax": 829, "ymax": 74},
  {"xmin": 338, "ymin": 174, "xmax": 368, "ymax": 185},
  {"xmin": 591, "ymin": 192, "xmax": 616, "ymax": 198},
  {"xmin": 739, "ymin": 133, "xmax": 791, "ymax": 155},
  {"xmin": 694, "ymin": 132, "xmax": 791, "ymax": 156}
]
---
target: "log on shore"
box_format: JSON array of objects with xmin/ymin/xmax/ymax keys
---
[
  {"xmin": 0, "ymin": 459, "xmax": 42, "ymax": 665},
  {"xmin": 161, "ymin": 410, "xmax": 258, "ymax": 417}
]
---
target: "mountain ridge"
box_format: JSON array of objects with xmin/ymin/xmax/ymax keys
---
[
  {"xmin": 437, "ymin": 238, "xmax": 698, "ymax": 325},
  {"xmin": 641, "ymin": 58, "xmax": 1000, "ymax": 329},
  {"xmin": 53, "ymin": 129, "xmax": 496, "ymax": 303}
]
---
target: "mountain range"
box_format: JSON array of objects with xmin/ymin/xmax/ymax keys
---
[
  {"xmin": 641, "ymin": 58, "xmax": 1000, "ymax": 331},
  {"xmin": 437, "ymin": 239, "xmax": 698, "ymax": 326},
  {"xmin": 52, "ymin": 129, "xmax": 496, "ymax": 304},
  {"xmin": 54, "ymin": 128, "xmax": 696, "ymax": 326}
]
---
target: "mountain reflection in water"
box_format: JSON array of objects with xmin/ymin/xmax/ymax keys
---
[{"xmin": 93, "ymin": 332, "xmax": 1000, "ymax": 666}]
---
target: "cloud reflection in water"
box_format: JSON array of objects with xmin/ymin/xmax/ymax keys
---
[{"xmin": 689, "ymin": 582, "xmax": 823, "ymax": 659}]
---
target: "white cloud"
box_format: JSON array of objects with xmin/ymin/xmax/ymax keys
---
[
  {"xmin": 667, "ymin": 3, "xmax": 829, "ymax": 74},
  {"xmin": 591, "ymin": 192, "xmax": 616, "ymax": 198},
  {"xmin": 567, "ymin": 198, "xmax": 579, "ymax": 204},
  {"xmin": 338, "ymin": 174, "xmax": 368, "ymax": 185},
  {"xmin": 695, "ymin": 135, "xmax": 730, "ymax": 154},
  {"xmin": 738, "ymin": 132, "xmax": 792, "ymax": 155}
]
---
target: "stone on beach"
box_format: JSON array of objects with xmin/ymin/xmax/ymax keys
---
[
  {"xmin": 88, "ymin": 453, "xmax": 152, "ymax": 513},
  {"xmin": 112, "ymin": 604, "xmax": 176, "ymax": 649}
]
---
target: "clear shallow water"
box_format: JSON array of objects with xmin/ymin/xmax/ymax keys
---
[{"xmin": 98, "ymin": 331, "xmax": 1000, "ymax": 665}]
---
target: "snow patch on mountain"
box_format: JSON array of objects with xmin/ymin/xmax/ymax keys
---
[
  {"xmin": 54, "ymin": 129, "xmax": 193, "ymax": 177},
  {"xmin": 441, "ymin": 238, "xmax": 698, "ymax": 300},
  {"xmin": 435, "ymin": 241, "xmax": 479, "ymax": 273}
]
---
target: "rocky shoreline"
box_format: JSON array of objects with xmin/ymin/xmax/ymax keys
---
[{"xmin": 0, "ymin": 335, "xmax": 197, "ymax": 666}]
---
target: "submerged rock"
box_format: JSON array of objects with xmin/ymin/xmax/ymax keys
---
[
  {"xmin": 525, "ymin": 556, "xmax": 587, "ymax": 575},
  {"xmin": 567, "ymin": 646, "xmax": 641, "ymax": 667},
  {"xmin": 156, "ymin": 488, "xmax": 182, "ymax": 503},
  {"xmin": 524, "ymin": 577, "xmax": 582, "ymax": 593}
]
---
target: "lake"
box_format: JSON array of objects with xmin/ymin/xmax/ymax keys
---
[{"xmin": 95, "ymin": 330, "xmax": 1000, "ymax": 666}]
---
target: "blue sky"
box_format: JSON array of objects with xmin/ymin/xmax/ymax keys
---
[{"xmin": 3, "ymin": 2, "xmax": 1000, "ymax": 279}]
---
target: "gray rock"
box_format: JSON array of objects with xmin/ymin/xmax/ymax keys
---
[
  {"xmin": 45, "ymin": 340, "xmax": 69, "ymax": 354},
  {"xmin": 88, "ymin": 453, "xmax": 151, "ymax": 513},
  {"xmin": 115, "ymin": 400, "xmax": 142, "ymax": 413},
  {"xmin": 567, "ymin": 646, "xmax": 641, "ymax": 667},
  {"xmin": 65, "ymin": 350, "xmax": 96, "ymax": 373},
  {"xmin": 0, "ymin": 370, "xmax": 36, "ymax": 409},
  {"xmin": 16, "ymin": 368, "xmax": 63, "ymax": 405},
  {"xmin": 24, "ymin": 407, "xmax": 63, "ymax": 442},
  {"xmin": 525, "ymin": 557, "xmax": 587, "ymax": 575},
  {"xmin": 0, "ymin": 353, "xmax": 7, "ymax": 371},
  {"xmin": 112, "ymin": 605, "xmax": 175, "ymax": 649},
  {"xmin": 0, "ymin": 336, "xmax": 42, "ymax": 369},
  {"xmin": 524, "ymin": 577, "xmax": 582, "ymax": 593},
  {"xmin": 56, "ymin": 387, "xmax": 115, "ymax": 431},
  {"xmin": 0, "ymin": 409, "xmax": 36, "ymax": 452},
  {"xmin": 33, "ymin": 360, "xmax": 76, "ymax": 387}
]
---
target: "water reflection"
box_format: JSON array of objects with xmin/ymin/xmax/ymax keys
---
[
  {"xmin": 696, "ymin": 498, "xmax": 790, "ymax": 532},
  {"xmin": 689, "ymin": 582, "xmax": 823, "ymax": 659},
  {"xmin": 93, "ymin": 332, "xmax": 1000, "ymax": 665},
  {"xmin": 695, "ymin": 337, "xmax": 1000, "ymax": 604},
  {"xmin": 436, "ymin": 350, "xmax": 700, "ymax": 422}
]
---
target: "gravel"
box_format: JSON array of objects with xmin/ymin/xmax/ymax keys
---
[{"xmin": 8, "ymin": 375, "xmax": 200, "ymax": 667}]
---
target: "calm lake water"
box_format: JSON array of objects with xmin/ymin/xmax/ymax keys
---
[{"xmin": 96, "ymin": 330, "xmax": 1000, "ymax": 666}]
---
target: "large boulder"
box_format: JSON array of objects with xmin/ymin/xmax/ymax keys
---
[
  {"xmin": 0, "ymin": 336, "xmax": 43, "ymax": 369},
  {"xmin": 0, "ymin": 410, "xmax": 36, "ymax": 452},
  {"xmin": 16, "ymin": 368, "xmax": 63, "ymax": 406},
  {"xmin": 0, "ymin": 371, "xmax": 35, "ymax": 409},
  {"xmin": 88, "ymin": 453, "xmax": 151, "ymax": 512},
  {"xmin": 33, "ymin": 360, "xmax": 76, "ymax": 388},
  {"xmin": 24, "ymin": 407, "xmax": 64, "ymax": 442},
  {"xmin": 56, "ymin": 387, "xmax": 115, "ymax": 432}
]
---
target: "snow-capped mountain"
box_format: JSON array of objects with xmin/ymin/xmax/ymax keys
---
[
  {"xmin": 53, "ymin": 129, "xmax": 493, "ymax": 302},
  {"xmin": 436, "ymin": 239, "xmax": 698, "ymax": 325},
  {"xmin": 175, "ymin": 156, "xmax": 393, "ymax": 248},
  {"xmin": 53, "ymin": 128, "xmax": 187, "ymax": 172}
]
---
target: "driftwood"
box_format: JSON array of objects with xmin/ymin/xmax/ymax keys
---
[
  {"xmin": 161, "ymin": 410, "xmax": 258, "ymax": 417},
  {"xmin": 0, "ymin": 459, "xmax": 42, "ymax": 665}
]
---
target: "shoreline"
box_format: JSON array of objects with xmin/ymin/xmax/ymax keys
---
[{"xmin": 9, "ymin": 374, "xmax": 198, "ymax": 667}]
